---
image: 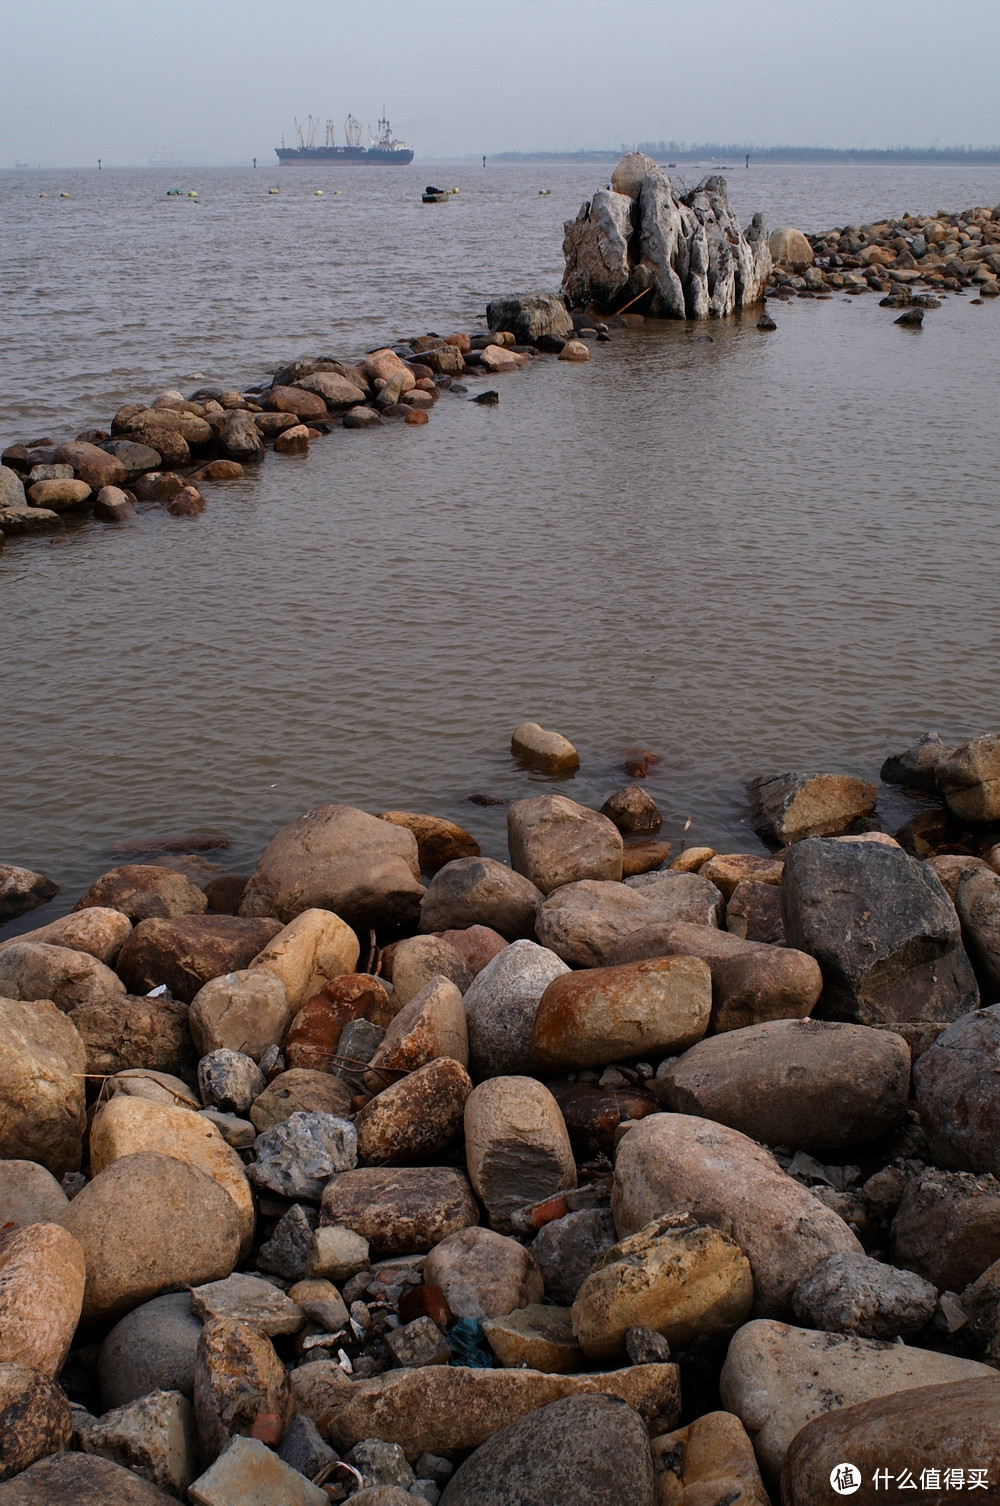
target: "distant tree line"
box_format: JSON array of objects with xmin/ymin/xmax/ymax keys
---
[{"xmin": 488, "ymin": 143, "xmax": 1000, "ymax": 165}]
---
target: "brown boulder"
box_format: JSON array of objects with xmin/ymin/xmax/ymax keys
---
[
  {"xmin": 293, "ymin": 371, "xmax": 368, "ymax": 407},
  {"xmin": 0, "ymin": 1364, "xmax": 72, "ymax": 1483},
  {"xmin": 193, "ymin": 1316, "xmax": 291, "ymax": 1463},
  {"xmin": 0, "ymin": 1223, "xmax": 85, "ymax": 1377},
  {"xmin": 507, "ymin": 795, "xmax": 623, "ymax": 893},
  {"xmin": 435, "ymin": 924, "xmax": 507, "ymax": 977},
  {"xmin": 0, "ymin": 862, "xmax": 59, "ymax": 921},
  {"xmin": 355, "ymin": 1057, "xmax": 472, "ymax": 1164},
  {"xmin": 115, "ymin": 915, "xmax": 283, "ymax": 1002},
  {"xmin": 264, "ymin": 384, "xmax": 329, "ymax": 421},
  {"xmin": 892, "ymin": 1167, "xmax": 1000, "ymax": 1290},
  {"xmin": 70, "ymin": 991, "xmax": 194, "ymax": 1077},
  {"xmin": 285, "ymin": 975, "xmax": 393, "ymax": 1072},
  {"xmin": 219, "ymin": 411, "xmax": 264, "ymax": 460},
  {"xmin": 600, "ymin": 785, "xmax": 662, "ymax": 833},
  {"xmin": 465, "ymin": 1077, "xmax": 576, "ymax": 1234},
  {"xmin": 725, "ymin": 878, "xmax": 785, "ymax": 943},
  {"xmin": 27, "ymin": 477, "xmax": 92, "ymax": 509},
  {"xmin": 534, "ymin": 880, "xmax": 661, "ymax": 968},
  {"xmin": 365, "ymin": 975, "xmax": 468, "ymax": 1085},
  {"xmin": 419, "ymin": 857, "xmax": 542, "ymax": 941},
  {"xmin": 0, "ymin": 1452, "xmax": 176, "ymax": 1502},
  {"xmin": 249, "ymin": 1068, "xmax": 353, "ymax": 1130},
  {"xmin": 1, "ymin": 906, "xmax": 132, "ymax": 964},
  {"xmin": 423, "ymin": 1226, "xmax": 543, "ymax": 1320},
  {"xmin": 0, "ymin": 940, "xmax": 125, "ymax": 1011},
  {"xmin": 53, "ymin": 440, "xmax": 126, "ymax": 489},
  {"xmin": 621, "ymin": 840, "xmax": 673, "ymax": 877},
  {"xmin": 0, "ymin": 996, "xmax": 86, "ymax": 1174},
  {"xmin": 320, "ymin": 1166, "xmax": 479, "ymax": 1257},
  {"xmin": 936, "ymin": 732, "xmax": 1000, "ymax": 822},
  {"xmin": 532, "ymin": 956, "xmax": 711, "ymax": 1069},
  {"xmin": 74, "ymin": 863, "xmax": 208, "ymax": 921},
  {"xmin": 377, "ymin": 811, "xmax": 480, "ymax": 872}
]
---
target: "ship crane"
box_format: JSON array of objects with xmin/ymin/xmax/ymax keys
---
[
  {"xmin": 345, "ymin": 114, "xmax": 362, "ymax": 148},
  {"xmin": 325, "ymin": 119, "xmax": 336, "ymax": 148}
]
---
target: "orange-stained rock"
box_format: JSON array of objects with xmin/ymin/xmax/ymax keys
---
[
  {"xmin": 669, "ymin": 846, "xmax": 716, "ymax": 873},
  {"xmin": 285, "ymin": 975, "xmax": 393, "ymax": 1072},
  {"xmin": 622, "ymin": 841, "xmax": 672, "ymax": 877},
  {"xmin": 192, "ymin": 1316, "xmax": 292, "ymax": 1463},
  {"xmin": 0, "ymin": 1223, "xmax": 85, "ymax": 1377},
  {"xmin": 377, "ymin": 812, "xmax": 480, "ymax": 872},
  {"xmin": 532, "ymin": 956, "xmax": 712, "ymax": 1070},
  {"xmin": 0, "ymin": 1364, "xmax": 72, "ymax": 1482},
  {"xmin": 365, "ymin": 975, "xmax": 468, "ymax": 1088},
  {"xmin": 355, "ymin": 1057, "xmax": 472, "ymax": 1165},
  {"xmin": 699, "ymin": 853, "xmax": 784, "ymax": 900}
]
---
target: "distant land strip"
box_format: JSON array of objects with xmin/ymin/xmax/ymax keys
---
[{"xmin": 487, "ymin": 144, "xmax": 1000, "ymax": 165}]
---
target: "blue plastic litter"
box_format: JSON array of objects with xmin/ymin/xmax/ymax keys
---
[{"xmin": 448, "ymin": 1317, "xmax": 494, "ymax": 1368}]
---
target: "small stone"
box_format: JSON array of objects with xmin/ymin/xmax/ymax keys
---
[
  {"xmin": 510, "ymin": 722, "xmax": 580, "ymax": 772},
  {"xmin": 530, "ymin": 1209, "xmax": 618, "ymax": 1305},
  {"xmin": 346, "ymin": 1438, "xmax": 415, "ymax": 1492},
  {"xmin": 278, "ymin": 1412, "xmax": 338, "ymax": 1481},
  {"xmin": 307, "ymin": 1224, "xmax": 371, "ymax": 1282},
  {"xmin": 198, "ymin": 1049, "xmax": 265, "ymax": 1114},
  {"xmin": 624, "ymin": 1326, "xmax": 672, "ymax": 1364},
  {"xmin": 386, "ymin": 1315, "xmax": 452, "ymax": 1367},
  {"xmin": 188, "ymin": 1435, "xmax": 326, "ymax": 1505},
  {"xmin": 377, "ymin": 812, "xmax": 480, "ymax": 872},
  {"xmin": 190, "ymin": 1273, "xmax": 304, "ymax": 1336},
  {"xmin": 621, "ymin": 840, "xmax": 672, "ymax": 877},
  {"xmin": 335, "ymin": 1017, "xmax": 385, "ymax": 1069},
  {"xmin": 482, "ymin": 1304, "xmax": 581, "ymax": 1373},
  {"xmin": 257, "ymin": 1204, "xmax": 317, "ymax": 1280},
  {"xmin": 558, "ymin": 339, "xmax": 591, "ymax": 361},
  {"xmin": 200, "ymin": 1110, "xmax": 256, "ymax": 1149},
  {"xmin": 600, "ymin": 786, "xmax": 662, "ymax": 834},
  {"xmin": 248, "ymin": 1111, "xmax": 358, "ymax": 1201}
]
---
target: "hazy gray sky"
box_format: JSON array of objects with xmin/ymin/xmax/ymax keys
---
[{"xmin": 5, "ymin": 0, "xmax": 1000, "ymax": 166}]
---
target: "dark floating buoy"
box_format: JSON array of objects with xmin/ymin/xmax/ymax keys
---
[
  {"xmin": 472, "ymin": 390, "xmax": 499, "ymax": 405},
  {"xmin": 757, "ymin": 311, "xmax": 777, "ymax": 331},
  {"xmin": 895, "ymin": 307, "xmax": 924, "ymax": 327}
]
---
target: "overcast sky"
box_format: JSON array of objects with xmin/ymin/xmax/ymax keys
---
[{"xmin": 5, "ymin": 0, "xmax": 1000, "ymax": 167}]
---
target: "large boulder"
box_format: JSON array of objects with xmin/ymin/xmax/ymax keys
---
[
  {"xmin": 193, "ymin": 1316, "xmax": 291, "ymax": 1464},
  {"xmin": 438, "ymin": 1394, "xmax": 656, "ymax": 1506},
  {"xmin": 936, "ymin": 731, "xmax": 1000, "ymax": 822},
  {"xmin": 239, "ymin": 804, "xmax": 424, "ymax": 932},
  {"xmin": 376, "ymin": 811, "xmax": 480, "ymax": 873},
  {"xmin": 612, "ymin": 1114, "xmax": 862, "ymax": 1317},
  {"xmin": 419, "ymin": 857, "xmax": 542, "ymax": 941},
  {"xmin": 0, "ymin": 996, "xmax": 86, "ymax": 1174},
  {"xmin": 188, "ymin": 968, "xmax": 291, "ymax": 1060},
  {"xmin": 99, "ymin": 1293, "xmax": 204, "ymax": 1409},
  {"xmin": 115, "ymin": 915, "xmax": 283, "ymax": 1002},
  {"xmin": 0, "ymin": 1222, "xmax": 85, "ymax": 1376},
  {"xmin": 0, "ymin": 1160, "xmax": 69, "ymax": 1229},
  {"xmin": 355, "ymin": 1056, "xmax": 472, "ymax": 1165},
  {"xmin": 768, "ymin": 227, "xmax": 814, "ymax": 267},
  {"xmin": 534, "ymin": 880, "xmax": 666, "ymax": 968},
  {"xmin": 463, "ymin": 939, "xmax": 569, "ymax": 1079},
  {"xmin": 955, "ymin": 866, "xmax": 1000, "ymax": 998},
  {"xmin": 891, "ymin": 1167, "xmax": 1000, "ymax": 1291},
  {"xmin": 913, "ymin": 1002, "xmax": 1000, "ymax": 1176},
  {"xmin": 74, "ymin": 863, "xmax": 207, "ymax": 921},
  {"xmin": 655, "ymin": 1018, "xmax": 911, "ymax": 1153},
  {"xmin": 0, "ymin": 940, "xmax": 125, "ymax": 1011},
  {"xmin": 485, "ymin": 294, "xmax": 574, "ymax": 344},
  {"xmin": 748, "ymin": 772, "xmax": 877, "ymax": 845},
  {"xmin": 62, "ymin": 1152, "xmax": 241, "ymax": 1320},
  {"xmin": 781, "ymin": 836, "xmax": 978, "ymax": 1023},
  {"xmin": 246, "ymin": 907, "xmax": 359, "ymax": 1011},
  {"xmin": 1, "ymin": 906, "xmax": 132, "ymax": 964},
  {"xmin": 0, "ymin": 1452, "xmax": 176, "ymax": 1503},
  {"xmin": 320, "ymin": 1166, "xmax": 478, "ymax": 1257},
  {"xmin": 508, "ymin": 795, "xmax": 623, "ymax": 894},
  {"xmin": 465, "ymin": 1076, "xmax": 576, "ymax": 1234},
  {"xmin": 366, "ymin": 975, "xmax": 468, "ymax": 1081},
  {"xmin": 71, "ymin": 990, "xmax": 195, "ymax": 1077},
  {"xmin": 424, "ymin": 1226, "xmax": 544, "ymax": 1320},
  {"xmin": 532, "ymin": 956, "xmax": 711, "ymax": 1069},
  {"xmin": 720, "ymin": 1318, "xmax": 998, "ymax": 1485}
]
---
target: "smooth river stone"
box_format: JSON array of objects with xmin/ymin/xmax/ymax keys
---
[
  {"xmin": 531, "ymin": 955, "xmax": 712, "ymax": 1069},
  {"xmin": 465, "ymin": 1076, "xmax": 576, "ymax": 1234},
  {"xmin": 507, "ymin": 794, "xmax": 623, "ymax": 894},
  {"xmin": 320, "ymin": 1166, "xmax": 479, "ymax": 1257},
  {"xmin": 463, "ymin": 939, "xmax": 569, "ymax": 1080}
]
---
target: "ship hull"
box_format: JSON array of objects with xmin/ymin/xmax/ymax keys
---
[{"xmin": 275, "ymin": 146, "xmax": 414, "ymax": 166}]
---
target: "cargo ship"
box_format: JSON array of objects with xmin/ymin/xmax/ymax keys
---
[{"xmin": 275, "ymin": 114, "xmax": 413, "ymax": 166}]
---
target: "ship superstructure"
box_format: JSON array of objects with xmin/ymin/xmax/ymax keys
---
[{"xmin": 275, "ymin": 114, "xmax": 413, "ymax": 165}]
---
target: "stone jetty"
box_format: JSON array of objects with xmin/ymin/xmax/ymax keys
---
[{"xmin": 2, "ymin": 723, "xmax": 1000, "ymax": 1501}]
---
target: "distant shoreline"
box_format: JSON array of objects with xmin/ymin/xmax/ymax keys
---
[{"xmin": 486, "ymin": 146, "xmax": 1000, "ymax": 167}]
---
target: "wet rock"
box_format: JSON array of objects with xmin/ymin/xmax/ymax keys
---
[
  {"xmin": 27, "ymin": 476, "xmax": 92, "ymax": 509},
  {"xmin": 0, "ymin": 862, "xmax": 58, "ymax": 919},
  {"xmin": 600, "ymin": 785, "xmax": 661, "ymax": 833},
  {"xmin": 573, "ymin": 1213, "xmax": 752, "ymax": 1362},
  {"xmin": 936, "ymin": 732, "xmax": 1000, "ymax": 822},
  {"xmin": 0, "ymin": 1222, "xmax": 84, "ymax": 1377},
  {"xmin": 0, "ymin": 1160, "xmax": 69, "ymax": 1229},
  {"xmin": 343, "ymin": 405, "xmax": 382, "ymax": 429},
  {"xmin": 116, "ymin": 915, "xmax": 283, "ymax": 1003},
  {"xmin": 782, "ymin": 1376, "xmax": 1000, "ymax": 1506},
  {"xmin": 384, "ymin": 936, "xmax": 473, "ymax": 1008},
  {"xmin": 302, "ymin": 1361, "xmax": 679, "ymax": 1461},
  {"xmin": 656, "ymin": 1018, "xmax": 909, "ymax": 1152},
  {"xmin": 248, "ymin": 907, "xmax": 360, "ymax": 1012},
  {"xmin": 320, "ymin": 1166, "xmax": 478, "ymax": 1258},
  {"xmin": 558, "ymin": 339, "xmax": 591, "ymax": 361},
  {"xmin": 190, "ymin": 1273, "xmax": 303, "ymax": 1336},
  {"xmin": 486, "ymin": 295, "xmax": 574, "ymax": 344},
  {"xmin": 101, "ymin": 438, "xmax": 162, "ymax": 478},
  {"xmin": 71, "ymin": 990, "xmax": 194, "ymax": 1077},
  {"xmin": 652, "ymin": 1410, "xmax": 768, "ymax": 1506},
  {"xmin": 0, "ymin": 939, "xmax": 125, "ymax": 1011},
  {"xmin": 419, "ymin": 857, "xmax": 542, "ymax": 941},
  {"xmin": 189, "ymin": 1433, "xmax": 327, "ymax": 1504},
  {"xmin": 612, "ymin": 1114, "xmax": 862, "ymax": 1317},
  {"xmin": 478, "ymin": 344, "xmax": 527, "ymax": 372},
  {"xmin": 76, "ymin": 1388, "xmax": 196, "ymax": 1495},
  {"xmin": 98, "ymin": 1292, "xmax": 203, "ymax": 1408},
  {"xmin": 94, "ymin": 484, "xmax": 135, "ymax": 520},
  {"xmin": 166, "ymin": 483, "xmax": 206, "ymax": 517},
  {"xmin": 249, "ymin": 1110, "xmax": 357, "ymax": 1201},
  {"xmin": 0, "ymin": 995, "xmax": 86, "ymax": 1174},
  {"xmin": 239, "ymin": 803, "xmax": 424, "ymax": 932},
  {"xmin": 621, "ymin": 840, "xmax": 672, "ymax": 876},
  {"xmin": 462, "ymin": 939, "xmax": 568, "ymax": 1079},
  {"xmin": 534, "ymin": 880, "xmax": 661, "ymax": 967},
  {"xmin": 550, "ymin": 1082, "xmax": 658, "ymax": 1159},
  {"xmin": 131, "ymin": 469, "xmax": 185, "ymax": 501},
  {"xmin": 294, "ymin": 370, "xmax": 368, "ymax": 407},
  {"xmin": 529, "ymin": 1209, "xmax": 617, "ymax": 1305},
  {"xmin": 721, "ymin": 1317, "xmax": 997, "ymax": 1485},
  {"xmin": 0, "ymin": 1363, "xmax": 72, "ymax": 1482},
  {"xmin": 251, "ymin": 1069, "xmax": 353, "ymax": 1131},
  {"xmin": 792, "ymin": 1249, "xmax": 937, "ymax": 1339},
  {"xmin": 0, "ymin": 503, "xmax": 62, "ymax": 533},
  {"xmin": 90, "ymin": 1095, "xmax": 255, "ymax": 1255},
  {"xmin": 424, "ymin": 1226, "xmax": 543, "ymax": 1320},
  {"xmin": 63, "ymin": 1152, "xmax": 241, "ymax": 1321},
  {"xmin": 465, "ymin": 1076, "xmax": 576, "ymax": 1234},
  {"xmin": 75, "ymin": 862, "xmax": 208, "ymax": 921},
  {"xmin": 198, "ymin": 1049, "xmax": 265, "ymax": 1115},
  {"xmin": 265, "ymin": 384, "xmax": 328, "ymax": 421},
  {"xmin": 507, "ymin": 795, "xmax": 623, "ymax": 894},
  {"xmin": 53, "ymin": 439, "xmax": 127, "ymax": 488},
  {"xmin": 377, "ymin": 811, "xmax": 480, "ymax": 873},
  {"xmin": 955, "ymin": 866, "xmax": 1000, "ymax": 996},
  {"xmin": 193, "ymin": 1316, "xmax": 291, "ymax": 1463},
  {"xmin": 725, "ymin": 878, "xmax": 785, "ymax": 943},
  {"xmin": 218, "ymin": 410, "xmax": 265, "ymax": 460},
  {"xmin": 913, "ymin": 1002, "xmax": 1000, "ymax": 1176},
  {"xmin": 769, "ymin": 227, "xmax": 814, "ymax": 266},
  {"xmin": 509, "ymin": 721, "xmax": 580, "ymax": 772},
  {"xmin": 356, "ymin": 1057, "xmax": 472, "ymax": 1164},
  {"xmin": 892, "ymin": 1167, "xmax": 1000, "ymax": 1290},
  {"xmin": 699, "ymin": 852, "xmax": 783, "ymax": 899},
  {"xmin": 481, "ymin": 1304, "xmax": 580, "ymax": 1372},
  {"xmin": 748, "ymin": 772, "xmax": 877, "ymax": 844},
  {"xmin": 532, "ymin": 955, "xmax": 711, "ymax": 1069},
  {"xmin": 781, "ymin": 836, "xmax": 979, "ymax": 1023},
  {"xmin": 880, "ymin": 731, "xmax": 955, "ymax": 791}
]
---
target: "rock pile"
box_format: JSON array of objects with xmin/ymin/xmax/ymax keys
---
[{"xmin": 2, "ymin": 726, "xmax": 1000, "ymax": 1500}]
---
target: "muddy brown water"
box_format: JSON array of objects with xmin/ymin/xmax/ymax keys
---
[{"xmin": 2, "ymin": 163, "xmax": 999, "ymax": 935}]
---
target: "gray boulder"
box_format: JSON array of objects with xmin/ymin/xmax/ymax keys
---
[
  {"xmin": 880, "ymin": 732, "xmax": 955, "ymax": 792},
  {"xmin": 248, "ymin": 1111, "xmax": 358, "ymax": 1201},
  {"xmin": 419, "ymin": 856, "xmax": 542, "ymax": 941},
  {"xmin": 462, "ymin": 938, "xmax": 569, "ymax": 1079},
  {"xmin": 529, "ymin": 1209, "xmax": 618, "ymax": 1306},
  {"xmin": 791, "ymin": 1251, "xmax": 937, "ymax": 1340},
  {"xmin": 0, "ymin": 466, "xmax": 27, "ymax": 508},
  {"xmin": 98, "ymin": 1292, "xmax": 203, "ymax": 1408},
  {"xmin": 486, "ymin": 293, "xmax": 573, "ymax": 344},
  {"xmin": 781, "ymin": 837, "xmax": 978, "ymax": 1023},
  {"xmin": 936, "ymin": 732, "xmax": 1000, "ymax": 822},
  {"xmin": 913, "ymin": 1005, "xmax": 1000, "ymax": 1176},
  {"xmin": 954, "ymin": 866, "xmax": 1000, "ymax": 999}
]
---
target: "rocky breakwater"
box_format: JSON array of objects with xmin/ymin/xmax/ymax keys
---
[
  {"xmin": 3, "ymin": 725, "xmax": 1000, "ymax": 1500},
  {"xmin": 0, "ymin": 301, "xmax": 600, "ymax": 558},
  {"xmin": 562, "ymin": 152, "xmax": 772, "ymax": 318}
]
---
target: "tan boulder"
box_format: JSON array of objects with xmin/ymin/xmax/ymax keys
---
[
  {"xmin": 534, "ymin": 880, "xmax": 660, "ymax": 967},
  {"xmin": 698, "ymin": 853, "xmax": 783, "ymax": 900},
  {"xmin": 465, "ymin": 1076, "xmax": 576, "ymax": 1233},
  {"xmin": 376, "ymin": 811, "xmax": 480, "ymax": 872},
  {"xmin": 510, "ymin": 722, "xmax": 580, "ymax": 772},
  {"xmin": 247, "ymin": 907, "xmax": 359, "ymax": 1011},
  {"xmin": 720, "ymin": 1317, "xmax": 999, "ymax": 1484},
  {"xmin": 936, "ymin": 732, "xmax": 1000, "ymax": 822},
  {"xmin": 768, "ymin": 227, "xmax": 814, "ymax": 266},
  {"xmin": 27, "ymin": 477, "xmax": 92, "ymax": 509},
  {"xmin": 366, "ymin": 975, "xmax": 468, "ymax": 1087},
  {"xmin": 90, "ymin": 1096, "xmax": 255, "ymax": 1256},
  {"xmin": 572, "ymin": 1214, "xmax": 752, "ymax": 1362},
  {"xmin": 0, "ymin": 995, "xmax": 86, "ymax": 1174},
  {"xmin": 74, "ymin": 863, "xmax": 208, "ymax": 921},
  {"xmin": 0, "ymin": 1222, "xmax": 85, "ymax": 1376},
  {"xmin": 622, "ymin": 840, "xmax": 673, "ymax": 877},
  {"xmin": 294, "ymin": 370, "xmax": 368, "ymax": 407},
  {"xmin": 248, "ymin": 1067, "xmax": 353, "ymax": 1130},
  {"xmin": 0, "ymin": 1363, "xmax": 72, "ymax": 1482},
  {"xmin": 0, "ymin": 940, "xmax": 125, "ymax": 1011},
  {"xmin": 188, "ymin": 968, "xmax": 292, "ymax": 1060},
  {"xmin": 657, "ymin": 1018, "xmax": 910, "ymax": 1153},
  {"xmin": 116, "ymin": 915, "xmax": 283, "ymax": 1003},
  {"xmin": 0, "ymin": 906, "xmax": 132, "ymax": 964},
  {"xmin": 362, "ymin": 349, "xmax": 416, "ymax": 390},
  {"xmin": 293, "ymin": 1360, "xmax": 680, "ymax": 1460},
  {"xmin": 320, "ymin": 1166, "xmax": 478, "ymax": 1257},
  {"xmin": 652, "ymin": 1411, "xmax": 768, "ymax": 1506},
  {"xmin": 71, "ymin": 991, "xmax": 195, "ymax": 1078},
  {"xmin": 419, "ymin": 856, "xmax": 542, "ymax": 941},
  {"xmin": 612, "ymin": 1114, "xmax": 862, "ymax": 1317},
  {"xmin": 63, "ymin": 1152, "xmax": 241, "ymax": 1320},
  {"xmin": 0, "ymin": 1160, "xmax": 69, "ymax": 1229},
  {"xmin": 193, "ymin": 1316, "xmax": 291, "ymax": 1463},
  {"xmin": 748, "ymin": 772, "xmax": 877, "ymax": 846},
  {"xmin": 385, "ymin": 934, "xmax": 473, "ymax": 1007},
  {"xmin": 481, "ymin": 1305, "xmax": 581, "ymax": 1372},
  {"xmin": 0, "ymin": 1452, "xmax": 177, "ymax": 1501},
  {"xmin": 424, "ymin": 1225, "xmax": 543, "ymax": 1320},
  {"xmin": 532, "ymin": 956, "xmax": 711, "ymax": 1070},
  {"xmin": 669, "ymin": 846, "xmax": 716, "ymax": 873},
  {"xmin": 507, "ymin": 795, "xmax": 623, "ymax": 894},
  {"xmin": 355, "ymin": 1056, "xmax": 472, "ymax": 1164},
  {"xmin": 238, "ymin": 803, "xmax": 424, "ymax": 931},
  {"xmin": 75, "ymin": 1387, "xmax": 196, "ymax": 1497}
]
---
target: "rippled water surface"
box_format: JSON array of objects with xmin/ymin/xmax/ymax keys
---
[{"xmin": 3, "ymin": 162, "xmax": 1000, "ymax": 934}]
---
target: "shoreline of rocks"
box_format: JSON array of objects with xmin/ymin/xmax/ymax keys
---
[{"xmin": 2, "ymin": 721, "xmax": 1000, "ymax": 1501}]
